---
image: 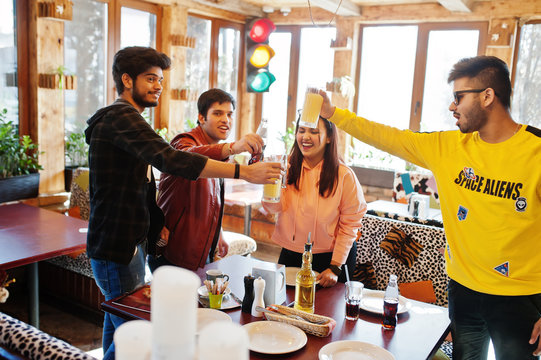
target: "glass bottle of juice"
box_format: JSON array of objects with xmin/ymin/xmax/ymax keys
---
[{"xmin": 294, "ymin": 233, "xmax": 316, "ymax": 313}]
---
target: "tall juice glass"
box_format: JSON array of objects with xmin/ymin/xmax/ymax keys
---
[
  {"xmin": 262, "ymin": 154, "xmax": 286, "ymax": 203},
  {"xmin": 299, "ymin": 87, "xmax": 323, "ymax": 128}
]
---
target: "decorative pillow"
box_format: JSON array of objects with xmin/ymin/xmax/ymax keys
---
[
  {"xmin": 0, "ymin": 312, "xmax": 96, "ymax": 360},
  {"xmin": 352, "ymin": 262, "xmax": 377, "ymax": 289},
  {"xmin": 399, "ymin": 280, "xmax": 437, "ymax": 304},
  {"xmin": 380, "ymin": 227, "xmax": 423, "ymax": 268}
]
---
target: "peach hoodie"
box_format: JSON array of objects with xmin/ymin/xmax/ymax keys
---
[{"xmin": 262, "ymin": 160, "xmax": 367, "ymax": 265}]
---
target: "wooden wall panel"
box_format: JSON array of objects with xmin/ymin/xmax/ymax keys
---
[
  {"xmin": 160, "ymin": 4, "xmax": 189, "ymax": 134},
  {"xmin": 36, "ymin": 15, "xmax": 65, "ymax": 194}
]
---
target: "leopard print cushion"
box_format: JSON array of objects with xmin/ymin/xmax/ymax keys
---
[
  {"xmin": 357, "ymin": 214, "xmax": 449, "ymax": 306},
  {"xmin": 0, "ymin": 312, "xmax": 96, "ymax": 360}
]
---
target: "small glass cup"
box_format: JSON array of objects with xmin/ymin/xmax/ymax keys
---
[
  {"xmin": 299, "ymin": 86, "xmax": 324, "ymax": 129},
  {"xmin": 262, "ymin": 154, "xmax": 287, "ymax": 203},
  {"xmin": 209, "ymin": 293, "xmax": 223, "ymax": 309},
  {"xmin": 344, "ymin": 281, "xmax": 364, "ymax": 321}
]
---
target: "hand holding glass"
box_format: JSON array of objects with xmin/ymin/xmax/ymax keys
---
[{"xmin": 262, "ymin": 154, "xmax": 287, "ymax": 203}]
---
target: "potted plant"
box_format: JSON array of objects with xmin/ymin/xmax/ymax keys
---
[
  {"xmin": 0, "ymin": 108, "xmax": 43, "ymax": 203},
  {"xmin": 64, "ymin": 131, "xmax": 88, "ymax": 191}
]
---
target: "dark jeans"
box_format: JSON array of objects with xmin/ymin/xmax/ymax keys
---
[
  {"xmin": 90, "ymin": 243, "xmax": 146, "ymax": 360},
  {"xmin": 277, "ymin": 241, "xmax": 357, "ymax": 283},
  {"xmin": 448, "ymin": 279, "xmax": 541, "ymax": 360}
]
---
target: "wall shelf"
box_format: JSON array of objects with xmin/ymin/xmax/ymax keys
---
[
  {"xmin": 171, "ymin": 88, "xmax": 196, "ymax": 101},
  {"xmin": 38, "ymin": 0, "xmax": 73, "ymax": 21},
  {"xmin": 38, "ymin": 74, "xmax": 77, "ymax": 90},
  {"xmin": 330, "ymin": 37, "xmax": 352, "ymax": 51},
  {"xmin": 170, "ymin": 34, "xmax": 196, "ymax": 48}
]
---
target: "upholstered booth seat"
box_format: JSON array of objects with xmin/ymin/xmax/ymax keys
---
[
  {"xmin": 0, "ymin": 312, "xmax": 96, "ymax": 360},
  {"xmin": 356, "ymin": 214, "xmax": 449, "ymax": 306}
]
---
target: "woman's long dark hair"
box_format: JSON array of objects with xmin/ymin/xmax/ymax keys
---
[{"xmin": 287, "ymin": 116, "xmax": 340, "ymax": 198}]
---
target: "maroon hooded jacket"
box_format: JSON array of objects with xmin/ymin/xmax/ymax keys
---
[{"xmin": 157, "ymin": 126, "xmax": 228, "ymax": 270}]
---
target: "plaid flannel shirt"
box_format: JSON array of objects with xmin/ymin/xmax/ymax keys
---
[{"xmin": 85, "ymin": 99, "xmax": 207, "ymax": 264}]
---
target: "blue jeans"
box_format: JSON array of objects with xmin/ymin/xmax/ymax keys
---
[
  {"xmin": 90, "ymin": 244, "xmax": 146, "ymax": 360},
  {"xmin": 448, "ymin": 279, "xmax": 540, "ymax": 360}
]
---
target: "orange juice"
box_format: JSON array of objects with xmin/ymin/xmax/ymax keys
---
[
  {"xmin": 263, "ymin": 180, "xmax": 281, "ymax": 203},
  {"xmin": 300, "ymin": 91, "xmax": 323, "ymax": 128}
]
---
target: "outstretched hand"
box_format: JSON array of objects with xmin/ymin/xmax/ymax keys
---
[
  {"xmin": 319, "ymin": 90, "xmax": 336, "ymax": 119},
  {"xmin": 232, "ymin": 133, "xmax": 264, "ymax": 155},
  {"xmin": 241, "ymin": 161, "xmax": 284, "ymax": 184},
  {"xmin": 529, "ymin": 317, "xmax": 541, "ymax": 356}
]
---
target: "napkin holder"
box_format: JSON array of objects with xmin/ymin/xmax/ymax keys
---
[
  {"xmin": 252, "ymin": 264, "xmax": 286, "ymax": 306},
  {"xmin": 408, "ymin": 193, "xmax": 430, "ymax": 219}
]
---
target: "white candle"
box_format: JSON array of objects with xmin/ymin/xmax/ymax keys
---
[
  {"xmin": 114, "ymin": 320, "xmax": 152, "ymax": 360},
  {"xmin": 197, "ymin": 322, "xmax": 249, "ymax": 360},
  {"xmin": 151, "ymin": 265, "xmax": 200, "ymax": 360}
]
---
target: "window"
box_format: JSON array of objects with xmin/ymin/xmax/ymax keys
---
[
  {"xmin": 184, "ymin": 16, "xmax": 211, "ymax": 128},
  {"xmin": 184, "ymin": 15, "xmax": 242, "ymax": 139},
  {"xmin": 261, "ymin": 26, "xmax": 336, "ymax": 153},
  {"xmin": 0, "ymin": 0, "xmax": 18, "ymax": 125},
  {"xmin": 352, "ymin": 22, "xmax": 486, "ymax": 171},
  {"xmin": 120, "ymin": 7, "xmax": 157, "ymax": 48},
  {"xmin": 64, "ymin": 0, "xmax": 107, "ymax": 135},
  {"xmin": 511, "ymin": 21, "xmax": 541, "ymax": 127}
]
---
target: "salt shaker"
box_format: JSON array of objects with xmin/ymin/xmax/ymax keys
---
[
  {"xmin": 251, "ymin": 276, "xmax": 265, "ymax": 317},
  {"xmin": 242, "ymin": 274, "xmax": 255, "ymax": 313}
]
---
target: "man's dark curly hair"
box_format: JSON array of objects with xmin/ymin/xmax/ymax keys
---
[{"xmin": 112, "ymin": 46, "xmax": 171, "ymax": 95}]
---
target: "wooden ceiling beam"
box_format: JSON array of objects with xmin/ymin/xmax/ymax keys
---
[
  {"xmin": 191, "ymin": 0, "xmax": 264, "ymax": 17},
  {"xmin": 309, "ymin": 0, "xmax": 361, "ymax": 16},
  {"xmin": 437, "ymin": 0, "xmax": 474, "ymax": 12}
]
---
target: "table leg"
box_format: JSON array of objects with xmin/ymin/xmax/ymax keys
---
[
  {"xmin": 27, "ymin": 262, "xmax": 39, "ymax": 329},
  {"xmin": 244, "ymin": 204, "xmax": 252, "ymax": 236}
]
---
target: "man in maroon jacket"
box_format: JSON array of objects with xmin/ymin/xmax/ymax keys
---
[{"xmin": 148, "ymin": 88, "xmax": 264, "ymax": 271}]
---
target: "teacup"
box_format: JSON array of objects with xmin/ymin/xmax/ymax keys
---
[{"xmin": 206, "ymin": 269, "xmax": 230, "ymax": 282}]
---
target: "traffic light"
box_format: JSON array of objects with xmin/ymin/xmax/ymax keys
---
[{"xmin": 246, "ymin": 18, "xmax": 276, "ymax": 93}]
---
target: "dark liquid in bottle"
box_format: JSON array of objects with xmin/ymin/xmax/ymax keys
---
[
  {"xmin": 382, "ymin": 300, "xmax": 398, "ymax": 329},
  {"xmin": 345, "ymin": 301, "xmax": 360, "ymax": 320}
]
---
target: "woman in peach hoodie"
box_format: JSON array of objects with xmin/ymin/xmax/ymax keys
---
[{"xmin": 262, "ymin": 116, "xmax": 367, "ymax": 287}]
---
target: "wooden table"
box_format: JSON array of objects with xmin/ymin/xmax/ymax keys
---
[
  {"xmin": 0, "ymin": 203, "xmax": 88, "ymax": 328},
  {"xmin": 103, "ymin": 255, "xmax": 450, "ymax": 360}
]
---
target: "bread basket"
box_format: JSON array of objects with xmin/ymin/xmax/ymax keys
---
[{"xmin": 262, "ymin": 304, "xmax": 336, "ymax": 337}]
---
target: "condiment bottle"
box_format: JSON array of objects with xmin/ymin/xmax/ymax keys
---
[
  {"xmin": 241, "ymin": 274, "xmax": 255, "ymax": 313},
  {"xmin": 251, "ymin": 276, "xmax": 265, "ymax": 317},
  {"xmin": 382, "ymin": 274, "xmax": 399, "ymax": 330},
  {"xmin": 294, "ymin": 232, "xmax": 316, "ymax": 313},
  {"xmin": 248, "ymin": 118, "xmax": 267, "ymax": 164}
]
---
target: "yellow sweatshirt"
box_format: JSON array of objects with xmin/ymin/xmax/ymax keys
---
[{"xmin": 331, "ymin": 107, "xmax": 541, "ymax": 295}]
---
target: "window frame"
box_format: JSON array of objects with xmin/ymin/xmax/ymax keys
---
[{"xmin": 353, "ymin": 21, "xmax": 488, "ymax": 133}]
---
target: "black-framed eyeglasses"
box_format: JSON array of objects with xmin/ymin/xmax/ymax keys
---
[{"xmin": 452, "ymin": 88, "xmax": 487, "ymax": 106}]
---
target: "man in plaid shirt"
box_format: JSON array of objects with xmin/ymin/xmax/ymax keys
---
[{"xmin": 85, "ymin": 47, "xmax": 280, "ymax": 360}]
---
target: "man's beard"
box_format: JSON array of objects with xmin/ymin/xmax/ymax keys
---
[
  {"xmin": 132, "ymin": 83, "xmax": 159, "ymax": 108},
  {"xmin": 459, "ymin": 101, "xmax": 487, "ymax": 133}
]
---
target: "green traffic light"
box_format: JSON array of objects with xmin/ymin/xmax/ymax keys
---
[{"xmin": 249, "ymin": 71, "xmax": 276, "ymax": 92}]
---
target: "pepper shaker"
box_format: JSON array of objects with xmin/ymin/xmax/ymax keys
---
[
  {"xmin": 251, "ymin": 276, "xmax": 265, "ymax": 317},
  {"xmin": 241, "ymin": 274, "xmax": 255, "ymax": 313}
]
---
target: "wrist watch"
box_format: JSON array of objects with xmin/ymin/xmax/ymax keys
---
[{"xmin": 329, "ymin": 264, "xmax": 342, "ymax": 276}]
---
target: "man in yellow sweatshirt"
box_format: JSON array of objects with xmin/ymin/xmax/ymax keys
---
[{"xmin": 320, "ymin": 56, "xmax": 541, "ymax": 359}]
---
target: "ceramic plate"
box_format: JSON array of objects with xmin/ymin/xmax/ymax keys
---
[
  {"xmin": 359, "ymin": 289, "xmax": 411, "ymax": 315},
  {"xmin": 319, "ymin": 340, "xmax": 395, "ymax": 360},
  {"xmin": 243, "ymin": 321, "xmax": 307, "ymax": 354},
  {"xmin": 196, "ymin": 308, "xmax": 232, "ymax": 335},
  {"xmin": 197, "ymin": 285, "xmax": 231, "ymax": 298},
  {"xmin": 285, "ymin": 267, "xmax": 320, "ymax": 286}
]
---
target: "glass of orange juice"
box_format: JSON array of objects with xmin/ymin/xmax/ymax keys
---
[
  {"xmin": 262, "ymin": 154, "xmax": 287, "ymax": 203},
  {"xmin": 299, "ymin": 86, "xmax": 323, "ymax": 128}
]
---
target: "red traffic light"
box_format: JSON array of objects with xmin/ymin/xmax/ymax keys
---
[{"xmin": 249, "ymin": 18, "xmax": 276, "ymax": 43}]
